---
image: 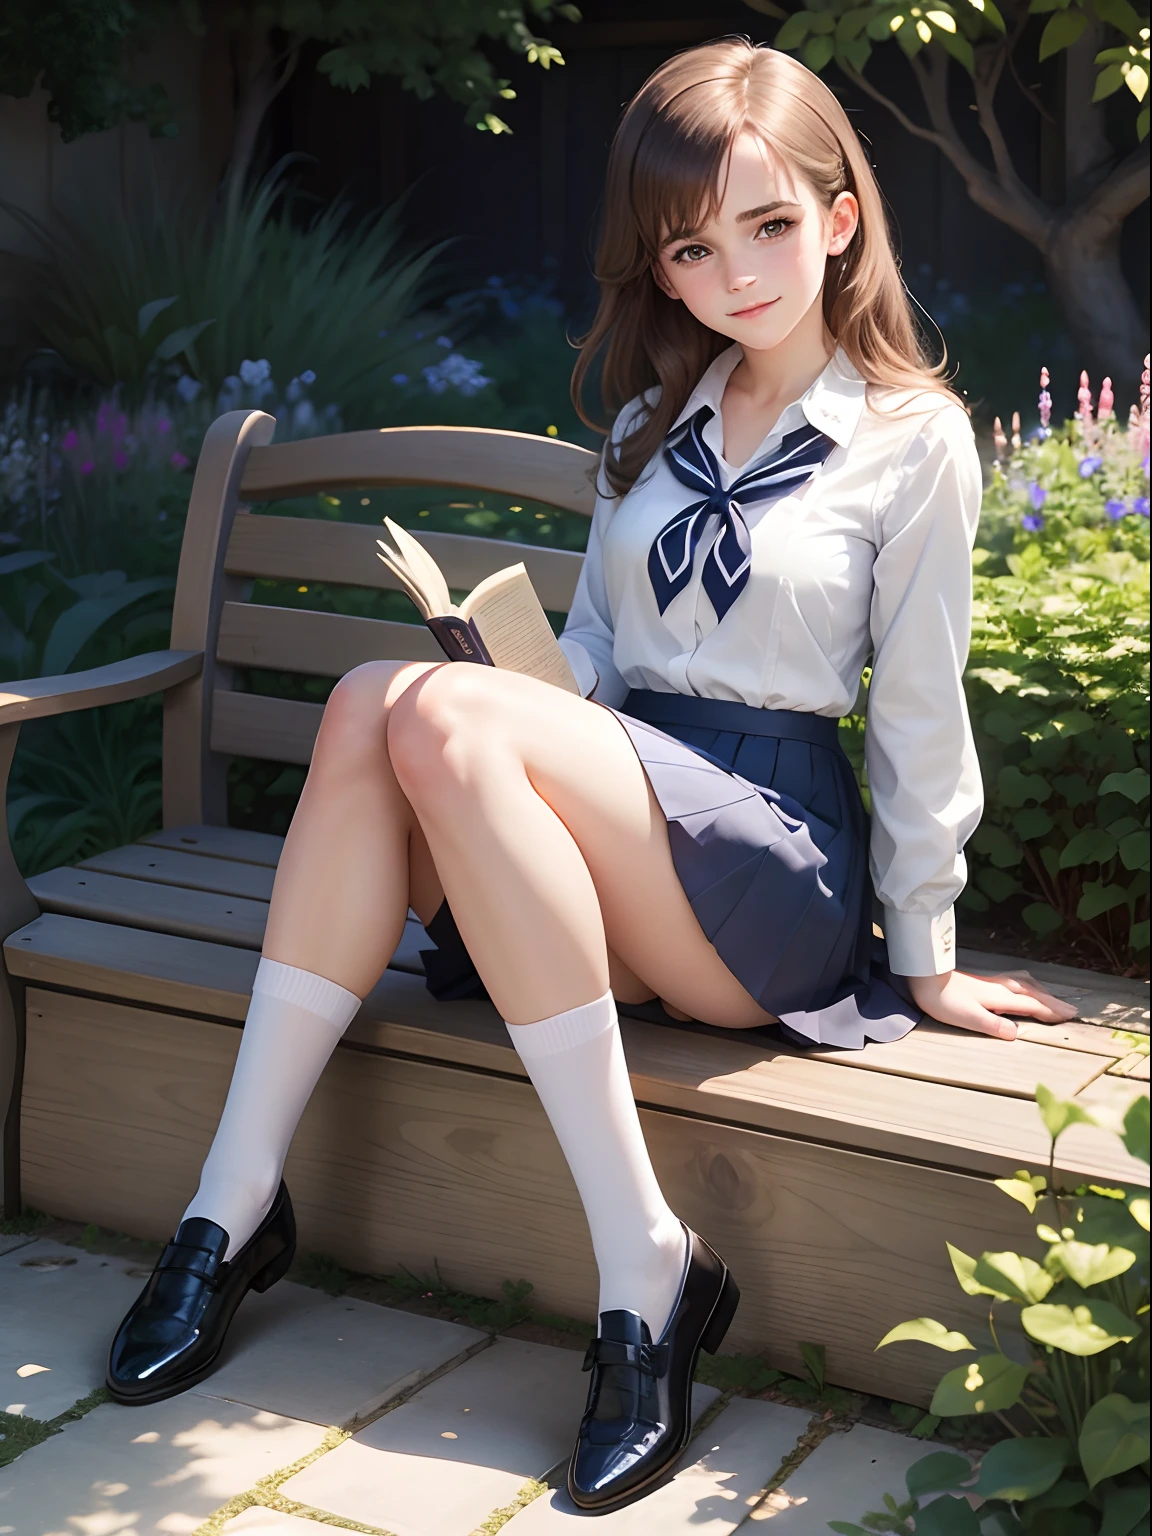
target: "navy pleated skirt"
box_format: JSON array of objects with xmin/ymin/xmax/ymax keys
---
[{"xmin": 420, "ymin": 688, "xmax": 922, "ymax": 1049}]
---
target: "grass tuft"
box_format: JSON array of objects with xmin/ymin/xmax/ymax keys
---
[{"xmin": 0, "ymin": 1206, "xmax": 50, "ymax": 1237}]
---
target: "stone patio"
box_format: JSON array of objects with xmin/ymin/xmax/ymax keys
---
[{"xmin": 0, "ymin": 1229, "xmax": 978, "ymax": 1536}]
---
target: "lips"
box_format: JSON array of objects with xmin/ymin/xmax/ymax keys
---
[{"xmin": 728, "ymin": 299, "xmax": 778, "ymax": 319}]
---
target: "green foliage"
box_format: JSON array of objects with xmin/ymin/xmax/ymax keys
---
[
  {"xmin": 962, "ymin": 410, "xmax": 1149, "ymax": 968},
  {"xmin": 768, "ymin": 0, "xmax": 1149, "ymax": 140},
  {"xmin": 842, "ymin": 1085, "xmax": 1149, "ymax": 1536},
  {"xmin": 294, "ymin": 1251, "xmax": 352, "ymax": 1296},
  {"xmin": 0, "ymin": 1, "xmax": 177, "ymax": 141}
]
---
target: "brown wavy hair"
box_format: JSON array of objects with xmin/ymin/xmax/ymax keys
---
[{"xmin": 572, "ymin": 38, "xmax": 954, "ymax": 497}]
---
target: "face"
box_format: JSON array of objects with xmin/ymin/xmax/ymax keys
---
[{"xmin": 652, "ymin": 131, "xmax": 859, "ymax": 352}]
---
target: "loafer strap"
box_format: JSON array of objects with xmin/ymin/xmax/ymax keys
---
[
  {"xmin": 156, "ymin": 1241, "xmax": 222, "ymax": 1285},
  {"xmin": 582, "ymin": 1337, "xmax": 669, "ymax": 1377}
]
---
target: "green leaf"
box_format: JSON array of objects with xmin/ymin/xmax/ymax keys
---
[
  {"xmin": 153, "ymin": 318, "xmax": 215, "ymax": 362},
  {"xmin": 973, "ymin": 1436, "xmax": 1069, "ymax": 1500},
  {"xmin": 912, "ymin": 1498, "xmax": 981, "ymax": 1535},
  {"xmin": 1099, "ymin": 1480, "xmax": 1151, "ymax": 1536},
  {"xmin": 974, "ymin": 1251, "xmax": 1054, "ymax": 1304},
  {"xmin": 977, "ymin": 868, "xmax": 1022, "ymax": 902},
  {"xmin": 839, "ymin": 35, "xmax": 873, "ymax": 69},
  {"xmin": 1023, "ymin": 902, "xmax": 1063, "ymax": 936},
  {"xmin": 948, "ymin": 1242, "xmax": 1006, "ymax": 1298},
  {"xmin": 878, "ymin": 1318, "xmax": 977, "ymax": 1352},
  {"xmin": 1092, "ymin": 0, "xmax": 1146, "ymax": 39},
  {"xmin": 835, "ymin": 8, "xmax": 874, "ymax": 42},
  {"xmin": 1021, "ymin": 1298, "xmax": 1138, "ymax": 1355},
  {"xmin": 994, "ymin": 1171, "xmax": 1046, "ymax": 1212},
  {"xmin": 1099, "ymin": 769, "xmax": 1149, "ymax": 803},
  {"xmin": 1059, "ymin": 826, "xmax": 1119, "ymax": 867},
  {"xmin": 1078, "ymin": 1394, "xmax": 1150, "ymax": 1487},
  {"xmin": 1077, "ymin": 881, "xmax": 1129, "ymax": 920},
  {"xmin": 998, "ymin": 765, "xmax": 1052, "ymax": 807},
  {"xmin": 1014, "ymin": 807, "xmax": 1054, "ymax": 841},
  {"xmin": 1036, "ymin": 1083, "xmax": 1098, "ymax": 1142},
  {"xmin": 1039, "ymin": 8, "xmax": 1087, "ymax": 56},
  {"xmin": 1046, "ymin": 1240, "xmax": 1136, "ymax": 1286},
  {"xmin": 931, "ymin": 1354, "xmax": 1029, "ymax": 1416},
  {"xmin": 1130, "ymin": 918, "xmax": 1150, "ymax": 951},
  {"xmin": 1117, "ymin": 829, "xmax": 1149, "ymax": 871},
  {"xmin": 972, "ymin": 824, "xmax": 1023, "ymax": 867},
  {"xmin": 906, "ymin": 1451, "xmax": 974, "ymax": 1496},
  {"xmin": 774, "ymin": 12, "xmax": 813, "ymax": 49},
  {"xmin": 937, "ymin": 27, "xmax": 976, "ymax": 70},
  {"xmin": 1122, "ymin": 1094, "xmax": 1149, "ymax": 1163},
  {"xmin": 1053, "ymin": 773, "xmax": 1094, "ymax": 808},
  {"xmin": 803, "ymin": 34, "xmax": 835, "ymax": 69},
  {"xmin": 800, "ymin": 1339, "xmax": 826, "ymax": 1389},
  {"xmin": 137, "ymin": 296, "xmax": 177, "ymax": 335},
  {"xmin": 1094, "ymin": 61, "xmax": 1128, "ymax": 99},
  {"xmin": 978, "ymin": 0, "xmax": 1008, "ymax": 32}
]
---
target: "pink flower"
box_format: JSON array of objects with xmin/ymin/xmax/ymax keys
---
[
  {"xmin": 1098, "ymin": 377, "xmax": 1114, "ymax": 420},
  {"xmin": 169, "ymin": 450, "xmax": 190, "ymax": 470},
  {"xmin": 79, "ymin": 459, "xmax": 95, "ymax": 475},
  {"xmin": 61, "ymin": 428, "xmax": 80, "ymax": 452},
  {"xmin": 1038, "ymin": 366, "xmax": 1051, "ymax": 432}
]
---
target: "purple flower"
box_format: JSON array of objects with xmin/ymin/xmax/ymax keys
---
[
  {"xmin": 1022, "ymin": 513, "xmax": 1045, "ymax": 532},
  {"xmin": 170, "ymin": 450, "xmax": 190, "ymax": 470},
  {"xmin": 61, "ymin": 429, "xmax": 79, "ymax": 451},
  {"xmin": 1105, "ymin": 498, "xmax": 1127, "ymax": 519},
  {"xmin": 1135, "ymin": 496, "xmax": 1150, "ymax": 517},
  {"xmin": 156, "ymin": 417, "xmax": 171, "ymax": 435},
  {"xmin": 112, "ymin": 449, "xmax": 130, "ymax": 471},
  {"xmin": 391, "ymin": 373, "xmax": 409, "ymax": 386},
  {"xmin": 299, "ymin": 369, "xmax": 316, "ymax": 385},
  {"xmin": 79, "ymin": 459, "xmax": 95, "ymax": 475},
  {"xmin": 1028, "ymin": 481, "xmax": 1047, "ymax": 510},
  {"xmin": 1079, "ymin": 455, "xmax": 1103, "ymax": 477}
]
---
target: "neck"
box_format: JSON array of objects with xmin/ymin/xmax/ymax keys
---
[{"xmin": 728, "ymin": 296, "xmax": 834, "ymax": 412}]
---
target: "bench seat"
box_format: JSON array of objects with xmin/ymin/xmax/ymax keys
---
[{"xmin": 9, "ymin": 822, "xmax": 1147, "ymax": 1407}]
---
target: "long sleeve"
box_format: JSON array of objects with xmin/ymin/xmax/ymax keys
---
[{"xmin": 865, "ymin": 405, "xmax": 984, "ymax": 976}]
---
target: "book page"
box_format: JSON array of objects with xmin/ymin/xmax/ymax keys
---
[
  {"xmin": 461, "ymin": 565, "xmax": 580, "ymax": 694},
  {"xmin": 376, "ymin": 517, "xmax": 453, "ymax": 619}
]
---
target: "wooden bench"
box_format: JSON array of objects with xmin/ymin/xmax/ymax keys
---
[{"xmin": 1, "ymin": 408, "xmax": 1147, "ymax": 1405}]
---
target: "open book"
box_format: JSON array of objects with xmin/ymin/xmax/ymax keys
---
[{"xmin": 376, "ymin": 518, "xmax": 580, "ymax": 694}]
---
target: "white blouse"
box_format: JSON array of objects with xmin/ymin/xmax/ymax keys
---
[{"xmin": 557, "ymin": 345, "xmax": 984, "ymax": 978}]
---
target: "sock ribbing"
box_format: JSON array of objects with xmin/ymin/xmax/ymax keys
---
[
  {"xmin": 505, "ymin": 990, "xmax": 616, "ymax": 1059},
  {"xmin": 253, "ymin": 956, "xmax": 361, "ymax": 1027}
]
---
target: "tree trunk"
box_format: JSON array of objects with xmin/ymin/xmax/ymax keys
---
[
  {"xmin": 221, "ymin": 25, "xmax": 298, "ymax": 216},
  {"xmin": 1043, "ymin": 221, "xmax": 1148, "ymax": 386}
]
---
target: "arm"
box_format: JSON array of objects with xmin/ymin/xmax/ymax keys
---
[{"xmin": 865, "ymin": 410, "xmax": 1075, "ymax": 1038}]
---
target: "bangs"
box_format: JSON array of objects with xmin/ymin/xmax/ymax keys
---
[{"xmin": 627, "ymin": 91, "xmax": 745, "ymax": 253}]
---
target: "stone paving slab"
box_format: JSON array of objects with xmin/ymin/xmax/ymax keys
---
[
  {"xmin": 505, "ymin": 1395, "xmax": 811, "ymax": 1532},
  {"xmin": 0, "ymin": 1240, "xmax": 146, "ymax": 1419},
  {"xmin": 0, "ymin": 1237, "xmax": 36, "ymax": 1260},
  {"xmin": 280, "ymin": 1337, "xmax": 700, "ymax": 1536},
  {"xmin": 198, "ymin": 1279, "xmax": 484, "ymax": 1427},
  {"xmin": 0, "ymin": 1395, "xmax": 327, "ymax": 1536},
  {"xmin": 760, "ymin": 1422, "xmax": 967, "ymax": 1528},
  {"xmin": 222, "ymin": 1508, "xmax": 343, "ymax": 1534}
]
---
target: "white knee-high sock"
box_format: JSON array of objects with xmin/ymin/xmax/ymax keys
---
[
  {"xmin": 507, "ymin": 991, "xmax": 687, "ymax": 1338},
  {"xmin": 182, "ymin": 958, "xmax": 361, "ymax": 1259}
]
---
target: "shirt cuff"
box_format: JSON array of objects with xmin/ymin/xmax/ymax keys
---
[
  {"xmin": 882, "ymin": 906, "xmax": 957, "ymax": 976},
  {"xmin": 557, "ymin": 637, "xmax": 600, "ymax": 699}
]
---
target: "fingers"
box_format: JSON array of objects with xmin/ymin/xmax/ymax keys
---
[
  {"xmin": 954, "ymin": 1006, "xmax": 1018, "ymax": 1040},
  {"xmin": 982, "ymin": 990, "xmax": 1078, "ymax": 1023}
]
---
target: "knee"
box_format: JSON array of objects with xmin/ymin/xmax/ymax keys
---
[
  {"xmin": 313, "ymin": 662, "xmax": 401, "ymax": 770},
  {"xmin": 387, "ymin": 665, "xmax": 505, "ymax": 803}
]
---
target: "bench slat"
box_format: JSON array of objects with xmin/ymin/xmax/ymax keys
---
[
  {"xmin": 143, "ymin": 823, "xmax": 285, "ymax": 866},
  {"xmin": 78, "ymin": 844, "xmax": 276, "ymax": 901},
  {"xmin": 225, "ymin": 513, "xmax": 586, "ymax": 612},
  {"xmin": 217, "ymin": 601, "xmax": 442, "ymax": 676},
  {"xmin": 237, "ymin": 426, "xmax": 599, "ymax": 516},
  {"xmin": 7, "ymin": 915, "xmax": 1140, "ymax": 1181},
  {"xmin": 210, "ymin": 689, "xmax": 322, "ymax": 764},
  {"xmin": 28, "ymin": 866, "xmax": 268, "ymax": 949}
]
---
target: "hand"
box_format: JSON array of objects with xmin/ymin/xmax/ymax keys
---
[{"xmin": 907, "ymin": 969, "xmax": 1080, "ymax": 1041}]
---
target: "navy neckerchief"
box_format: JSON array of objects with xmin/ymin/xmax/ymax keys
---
[{"xmin": 647, "ymin": 406, "xmax": 836, "ymax": 621}]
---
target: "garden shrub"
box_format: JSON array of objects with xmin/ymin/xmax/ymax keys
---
[
  {"xmin": 962, "ymin": 369, "xmax": 1150, "ymax": 970},
  {"xmin": 832, "ymin": 1080, "xmax": 1149, "ymax": 1536}
]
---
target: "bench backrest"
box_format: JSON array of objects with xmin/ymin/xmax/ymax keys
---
[{"xmin": 160, "ymin": 410, "xmax": 599, "ymax": 827}]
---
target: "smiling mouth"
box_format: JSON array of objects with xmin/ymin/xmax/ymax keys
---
[{"xmin": 728, "ymin": 299, "xmax": 779, "ymax": 318}]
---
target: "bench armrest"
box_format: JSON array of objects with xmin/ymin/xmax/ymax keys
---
[{"xmin": 0, "ymin": 650, "xmax": 203, "ymax": 727}]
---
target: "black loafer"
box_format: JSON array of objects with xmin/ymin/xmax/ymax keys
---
[
  {"xmin": 567, "ymin": 1225, "xmax": 739, "ymax": 1512},
  {"xmin": 106, "ymin": 1182, "xmax": 296, "ymax": 1405}
]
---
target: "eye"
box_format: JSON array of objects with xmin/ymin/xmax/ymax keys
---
[
  {"xmin": 670, "ymin": 243, "xmax": 711, "ymax": 265},
  {"xmin": 757, "ymin": 217, "xmax": 794, "ymax": 240}
]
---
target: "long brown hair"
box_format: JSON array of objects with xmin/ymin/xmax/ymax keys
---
[{"xmin": 572, "ymin": 38, "xmax": 954, "ymax": 497}]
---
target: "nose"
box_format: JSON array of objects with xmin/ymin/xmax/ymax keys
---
[{"xmin": 727, "ymin": 271, "xmax": 756, "ymax": 293}]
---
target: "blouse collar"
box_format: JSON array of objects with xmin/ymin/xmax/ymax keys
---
[{"xmin": 671, "ymin": 344, "xmax": 867, "ymax": 454}]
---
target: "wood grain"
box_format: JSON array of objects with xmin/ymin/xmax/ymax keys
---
[
  {"xmin": 959, "ymin": 948, "xmax": 1149, "ymax": 1033},
  {"xmin": 143, "ymin": 823, "xmax": 285, "ymax": 867},
  {"xmin": 0, "ymin": 650, "xmax": 201, "ymax": 726},
  {"xmin": 20, "ymin": 988, "xmax": 1040, "ymax": 1405},
  {"xmin": 27, "ymin": 868, "xmax": 267, "ymax": 949},
  {"xmin": 237, "ymin": 426, "xmax": 598, "ymax": 517},
  {"xmin": 7, "ymin": 915, "xmax": 1141, "ymax": 1184},
  {"xmin": 218, "ymin": 601, "xmax": 443, "ymax": 675},
  {"xmin": 78, "ymin": 844, "xmax": 276, "ymax": 902},
  {"xmin": 209, "ymin": 689, "xmax": 323, "ymax": 765},
  {"xmin": 225, "ymin": 514, "xmax": 586, "ymax": 613}
]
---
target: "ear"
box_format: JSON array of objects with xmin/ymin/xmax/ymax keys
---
[
  {"xmin": 651, "ymin": 260, "xmax": 681, "ymax": 302},
  {"xmin": 827, "ymin": 191, "xmax": 859, "ymax": 258}
]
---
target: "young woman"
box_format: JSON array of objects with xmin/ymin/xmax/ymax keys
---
[{"xmin": 106, "ymin": 38, "xmax": 1076, "ymax": 1513}]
